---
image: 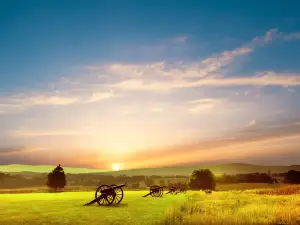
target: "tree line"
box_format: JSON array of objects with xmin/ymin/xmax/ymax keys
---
[{"xmin": 1, "ymin": 165, "xmax": 300, "ymax": 190}]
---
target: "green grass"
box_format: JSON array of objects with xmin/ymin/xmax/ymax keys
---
[
  {"xmin": 1, "ymin": 187, "xmax": 300, "ymax": 225},
  {"xmin": 0, "ymin": 191, "xmax": 185, "ymax": 225}
]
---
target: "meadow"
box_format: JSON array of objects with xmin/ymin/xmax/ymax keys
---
[{"xmin": 1, "ymin": 185, "xmax": 300, "ymax": 225}]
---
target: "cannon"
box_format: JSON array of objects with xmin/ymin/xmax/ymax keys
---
[
  {"xmin": 166, "ymin": 183, "xmax": 187, "ymax": 194},
  {"xmin": 165, "ymin": 186, "xmax": 178, "ymax": 195},
  {"xmin": 142, "ymin": 185, "xmax": 164, "ymax": 197},
  {"xmin": 83, "ymin": 184, "xmax": 125, "ymax": 206}
]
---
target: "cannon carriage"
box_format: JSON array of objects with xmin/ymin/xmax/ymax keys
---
[
  {"xmin": 84, "ymin": 184, "xmax": 125, "ymax": 206},
  {"xmin": 142, "ymin": 185, "xmax": 164, "ymax": 197}
]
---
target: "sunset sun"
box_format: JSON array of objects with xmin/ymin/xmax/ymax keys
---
[{"xmin": 112, "ymin": 163, "xmax": 119, "ymax": 171}]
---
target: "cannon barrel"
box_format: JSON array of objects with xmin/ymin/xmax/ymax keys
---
[
  {"xmin": 100, "ymin": 184, "xmax": 125, "ymax": 194},
  {"xmin": 83, "ymin": 184, "xmax": 126, "ymax": 206}
]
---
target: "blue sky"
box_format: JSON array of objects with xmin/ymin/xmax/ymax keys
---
[{"xmin": 1, "ymin": 1, "xmax": 300, "ymax": 169}]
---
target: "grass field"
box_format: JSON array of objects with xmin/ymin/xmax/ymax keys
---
[
  {"xmin": 1, "ymin": 186, "xmax": 300, "ymax": 225},
  {"xmin": 0, "ymin": 191, "xmax": 185, "ymax": 225}
]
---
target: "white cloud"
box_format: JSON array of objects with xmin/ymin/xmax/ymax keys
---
[
  {"xmin": 109, "ymin": 71, "xmax": 300, "ymax": 92},
  {"xmin": 84, "ymin": 92, "xmax": 114, "ymax": 103},
  {"xmin": 187, "ymin": 98, "xmax": 223, "ymax": 114},
  {"xmin": 1, "ymin": 28, "xmax": 300, "ymax": 115}
]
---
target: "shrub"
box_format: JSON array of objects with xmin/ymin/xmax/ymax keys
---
[
  {"xmin": 188, "ymin": 169, "xmax": 216, "ymax": 190},
  {"xmin": 46, "ymin": 164, "xmax": 67, "ymax": 190}
]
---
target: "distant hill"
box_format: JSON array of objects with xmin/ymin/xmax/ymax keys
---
[
  {"xmin": 0, "ymin": 164, "xmax": 107, "ymax": 174},
  {"xmin": 1, "ymin": 163, "xmax": 299, "ymax": 177}
]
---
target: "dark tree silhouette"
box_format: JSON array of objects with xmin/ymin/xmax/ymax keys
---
[
  {"xmin": 284, "ymin": 170, "xmax": 300, "ymax": 184},
  {"xmin": 46, "ymin": 164, "xmax": 67, "ymax": 191},
  {"xmin": 188, "ymin": 169, "xmax": 216, "ymax": 190}
]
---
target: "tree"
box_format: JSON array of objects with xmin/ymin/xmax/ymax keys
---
[
  {"xmin": 284, "ymin": 170, "xmax": 300, "ymax": 184},
  {"xmin": 46, "ymin": 164, "xmax": 67, "ymax": 191},
  {"xmin": 188, "ymin": 169, "xmax": 216, "ymax": 190}
]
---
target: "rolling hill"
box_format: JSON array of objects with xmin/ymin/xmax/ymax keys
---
[{"xmin": 1, "ymin": 163, "xmax": 299, "ymax": 177}]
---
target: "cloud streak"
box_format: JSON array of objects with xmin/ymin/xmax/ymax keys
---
[{"xmin": 0, "ymin": 147, "xmax": 46, "ymax": 156}]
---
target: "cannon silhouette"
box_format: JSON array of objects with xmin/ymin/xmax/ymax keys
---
[
  {"xmin": 165, "ymin": 183, "xmax": 187, "ymax": 195},
  {"xmin": 84, "ymin": 184, "xmax": 125, "ymax": 206},
  {"xmin": 142, "ymin": 185, "xmax": 164, "ymax": 197}
]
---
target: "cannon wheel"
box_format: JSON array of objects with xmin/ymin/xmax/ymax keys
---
[
  {"xmin": 159, "ymin": 187, "xmax": 164, "ymax": 197},
  {"xmin": 150, "ymin": 185, "xmax": 162, "ymax": 197},
  {"xmin": 150, "ymin": 185, "xmax": 158, "ymax": 197},
  {"xmin": 111, "ymin": 184, "xmax": 124, "ymax": 204},
  {"xmin": 95, "ymin": 184, "xmax": 115, "ymax": 206}
]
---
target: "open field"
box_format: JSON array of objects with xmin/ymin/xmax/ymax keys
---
[
  {"xmin": 0, "ymin": 183, "xmax": 284, "ymax": 194},
  {"xmin": 1, "ymin": 186, "xmax": 300, "ymax": 225},
  {"xmin": 0, "ymin": 191, "xmax": 185, "ymax": 225},
  {"xmin": 0, "ymin": 183, "xmax": 287, "ymax": 194}
]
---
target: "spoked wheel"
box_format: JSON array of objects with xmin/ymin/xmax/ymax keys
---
[
  {"xmin": 111, "ymin": 184, "xmax": 124, "ymax": 204},
  {"xmin": 159, "ymin": 187, "xmax": 164, "ymax": 197},
  {"xmin": 150, "ymin": 185, "xmax": 159, "ymax": 197},
  {"xmin": 150, "ymin": 185, "xmax": 163, "ymax": 197},
  {"xmin": 95, "ymin": 184, "xmax": 115, "ymax": 206}
]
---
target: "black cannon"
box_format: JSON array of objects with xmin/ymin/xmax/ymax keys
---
[
  {"xmin": 166, "ymin": 183, "xmax": 187, "ymax": 194},
  {"xmin": 165, "ymin": 186, "xmax": 178, "ymax": 195},
  {"xmin": 84, "ymin": 184, "xmax": 125, "ymax": 206},
  {"xmin": 142, "ymin": 185, "xmax": 164, "ymax": 197}
]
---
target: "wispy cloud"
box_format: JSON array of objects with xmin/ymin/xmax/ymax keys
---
[
  {"xmin": 0, "ymin": 147, "xmax": 46, "ymax": 156},
  {"xmin": 0, "ymin": 91, "xmax": 114, "ymax": 114},
  {"xmin": 83, "ymin": 92, "xmax": 114, "ymax": 103},
  {"xmin": 187, "ymin": 98, "xmax": 223, "ymax": 114},
  {"xmin": 1, "ymin": 28, "xmax": 300, "ymax": 115},
  {"xmin": 110, "ymin": 71, "xmax": 300, "ymax": 91}
]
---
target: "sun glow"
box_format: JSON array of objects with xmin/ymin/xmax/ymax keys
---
[{"xmin": 112, "ymin": 163, "xmax": 119, "ymax": 171}]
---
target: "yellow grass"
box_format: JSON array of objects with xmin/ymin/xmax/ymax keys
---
[
  {"xmin": 256, "ymin": 185, "xmax": 300, "ymax": 195},
  {"xmin": 159, "ymin": 188, "xmax": 300, "ymax": 225}
]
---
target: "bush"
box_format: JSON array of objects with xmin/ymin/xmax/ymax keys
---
[
  {"xmin": 188, "ymin": 169, "xmax": 216, "ymax": 190},
  {"xmin": 46, "ymin": 164, "xmax": 67, "ymax": 190}
]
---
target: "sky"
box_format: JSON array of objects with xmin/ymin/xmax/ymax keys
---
[{"xmin": 1, "ymin": 0, "xmax": 300, "ymax": 170}]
